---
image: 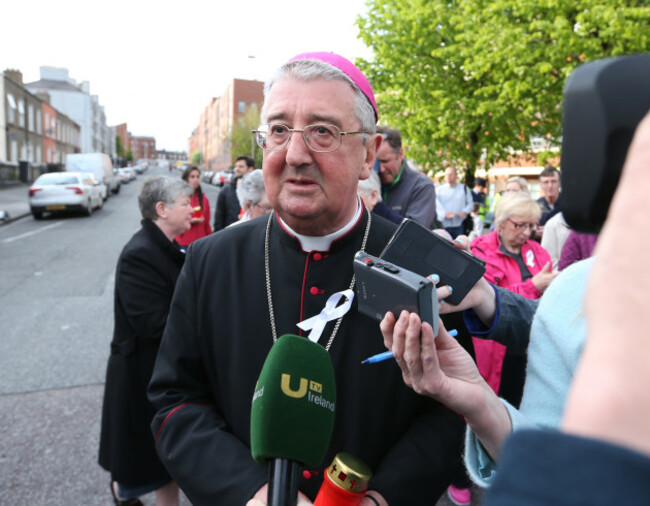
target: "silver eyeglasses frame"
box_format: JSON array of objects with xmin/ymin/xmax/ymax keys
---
[{"xmin": 251, "ymin": 123, "xmax": 370, "ymax": 153}]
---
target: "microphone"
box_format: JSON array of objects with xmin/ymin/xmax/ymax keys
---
[
  {"xmin": 251, "ymin": 334, "xmax": 336, "ymax": 506},
  {"xmin": 314, "ymin": 453, "xmax": 372, "ymax": 506}
]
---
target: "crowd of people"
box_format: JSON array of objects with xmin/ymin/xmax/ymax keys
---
[{"xmin": 96, "ymin": 50, "xmax": 649, "ymax": 506}]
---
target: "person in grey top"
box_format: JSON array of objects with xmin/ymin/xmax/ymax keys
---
[{"xmin": 376, "ymin": 126, "xmax": 436, "ymax": 228}]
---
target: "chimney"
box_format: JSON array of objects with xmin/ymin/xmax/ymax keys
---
[{"xmin": 5, "ymin": 69, "xmax": 23, "ymax": 85}]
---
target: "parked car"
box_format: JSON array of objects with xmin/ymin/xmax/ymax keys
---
[
  {"xmin": 213, "ymin": 171, "xmax": 235, "ymax": 186},
  {"xmin": 29, "ymin": 171, "xmax": 103, "ymax": 219},
  {"xmin": 115, "ymin": 168, "xmax": 131, "ymax": 184},
  {"xmin": 202, "ymin": 171, "xmax": 214, "ymax": 184},
  {"xmin": 65, "ymin": 153, "xmax": 120, "ymax": 199},
  {"xmin": 132, "ymin": 163, "xmax": 146, "ymax": 174},
  {"xmin": 124, "ymin": 167, "xmax": 136, "ymax": 181}
]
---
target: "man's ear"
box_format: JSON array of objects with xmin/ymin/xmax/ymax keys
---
[
  {"xmin": 360, "ymin": 133, "xmax": 383, "ymax": 180},
  {"xmin": 155, "ymin": 201, "xmax": 167, "ymax": 219}
]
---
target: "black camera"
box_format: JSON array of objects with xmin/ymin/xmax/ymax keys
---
[
  {"xmin": 562, "ymin": 53, "xmax": 650, "ymax": 233},
  {"xmin": 353, "ymin": 251, "xmax": 438, "ymax": 335}
]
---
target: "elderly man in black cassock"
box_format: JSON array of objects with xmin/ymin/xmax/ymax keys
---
[{"xmin": 148, "ymin": 52, "xmax": 469, "ymax": 506}]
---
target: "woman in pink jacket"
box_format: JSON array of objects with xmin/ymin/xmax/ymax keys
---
[
  {"xmin": 471, "ymin": 191, "xmax": 556, "ymax": 299},
  {"xmin": 470, "ymin": 191, "xmax": 557, "ymax": 407}
]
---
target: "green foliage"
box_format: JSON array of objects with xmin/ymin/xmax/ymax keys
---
[
  {"xmin": 191, "ymin": 150, "xmax": 203, "ymax": 165},
  {"xmin": 125, "ymin": 151, "xmax": 133, "ymax": 162},
  {"xmin": 229, "ymin": 104, "xmax": 263, "ymax": 168},
  {"xmin": 115, "ymin": 135, "xmax": 125, "ymax": 158},
  {"xmin": 357, "ymin": 0, "xmax": 650, "ymax": 177}
]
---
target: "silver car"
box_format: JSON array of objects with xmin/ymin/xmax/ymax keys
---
[{"xmin": 29, "ymin": 172, "xmax": 103, "ymax": 219}]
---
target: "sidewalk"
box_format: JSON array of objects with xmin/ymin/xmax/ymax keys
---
[{"xmin": 0, "ymin": 182, "xmax": 31, "ymax": 224}]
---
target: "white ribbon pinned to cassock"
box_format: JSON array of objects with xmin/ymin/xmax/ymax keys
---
[{"xmin": 297, "ymin": 289, "xmax": 355, "ymax": 344}]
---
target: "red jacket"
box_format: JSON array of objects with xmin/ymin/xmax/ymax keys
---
[
  {"xmin": 471, "ymin": 230, "xmax": 551, "ymax": 300},
  {"xmin": 176, "ymin": 192, "xmax": 212, "ymax": 246}
]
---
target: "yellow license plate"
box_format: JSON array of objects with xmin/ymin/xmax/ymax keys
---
[{"xmin": 46, "ymin": 205, "xmax": 66, "ymax": 211}]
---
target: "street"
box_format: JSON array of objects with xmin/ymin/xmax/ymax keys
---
[{"xmin": 0, "ymin": 166, "xmax": 220, "ymax": 505}]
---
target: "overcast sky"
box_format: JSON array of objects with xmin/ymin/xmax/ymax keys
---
[{"xmin": 2, "ymin": 0, "xmax": 374, "ymax": 152}]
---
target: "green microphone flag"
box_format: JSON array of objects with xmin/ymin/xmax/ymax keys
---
[{"xmin": 251, "ymin": 334, "xmax": 336, "ymax": 468}]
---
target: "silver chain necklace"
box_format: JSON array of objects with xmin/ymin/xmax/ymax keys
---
[{"xmin": 264, "ymin": 210, "xmax": 372, "ymax": 350}]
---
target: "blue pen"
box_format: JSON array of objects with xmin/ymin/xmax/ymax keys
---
[
  {"xmin": 361, "ymin": 329, "xmax": 458, "ymax": 364},
  {"xmin": 361, "ymin": 350, "xmax": 394, "ymax": 364}
]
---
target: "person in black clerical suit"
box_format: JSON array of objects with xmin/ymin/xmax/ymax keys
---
[{"xmin": 148, "ymin": 52, "xmax": 474, "ymax": 506}]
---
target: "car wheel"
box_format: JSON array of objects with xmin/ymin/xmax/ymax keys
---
[
  {"xmin": 113, "ymin": 184, "xmax": 120, "ymax": 194},
  {"xmin": 32, "ymin": 210, "xmax": 43, "ymax": 220},
  {"xmin": 85, "ymin": 200, "xmax": 93, "ymax": 216}
]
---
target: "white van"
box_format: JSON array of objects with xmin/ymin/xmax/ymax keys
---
[{"xmin": 65, "ymin": 153, "xmax": 120, "ymax": 200}]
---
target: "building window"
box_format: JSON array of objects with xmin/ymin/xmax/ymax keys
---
[
  {"xmin": 7, "ymin": 94, "xmax": 16, "ymax": 123},
  {"xmin": 28, "ymin": 104, "xmax": 35, "ymax": 131},
  {"xmin": 18, "ymin": 99, "xmax": 25, "ymax": 127},
  {"xmin": 238, "ymin": 101, "xmax": 246, "ymax": 113},
  {"xmin": 10, "ymin": 140, "xmax": 18, "ymax": 161},
  {"xmin": 36, "ymin": 109, "xmax": 42, "ymax": 134}
]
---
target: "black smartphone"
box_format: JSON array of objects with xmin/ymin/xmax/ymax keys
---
[
  {"xmin": 354, "ymin": 251, "xmax": 438, "ymax": 335},
  {"xmin": 379, "ymin": 219, "xmax": 485, "ymax": 305}
]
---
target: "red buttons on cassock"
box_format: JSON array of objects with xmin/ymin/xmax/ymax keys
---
[
  {"xmin": 310, "ymin": 286, "xmax": 322, "ymax": 295},
  {"xmin": 313, "ymin": 253, "xmax": 322, "ymax": 261}
]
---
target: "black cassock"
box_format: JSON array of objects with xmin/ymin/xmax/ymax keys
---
[{"xmin": 149, "ymin": 210, "xmax": 474, "ymax": 505}]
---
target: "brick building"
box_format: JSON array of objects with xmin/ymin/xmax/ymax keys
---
[
  {"xmin": 115, "ymin": 122, "xmax": 156, "ymax": 161},
  {"xmin": 190, "ymin": 78, "xmax": 263, "ymax": 171}
]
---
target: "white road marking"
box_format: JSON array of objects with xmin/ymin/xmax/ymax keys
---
[{"xmin": 2, "ymin": 221, "xmax": 64, "ymax": 244}]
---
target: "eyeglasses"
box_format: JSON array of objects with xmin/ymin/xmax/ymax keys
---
[
  {"xmin": 251, "ymin": 123, "xmax": 370, "ymax": 153},
  {"xmin": 507, "ymin": 218, "xmax": 538, "ymax": 232},
  {"xmin": 254, "ymin": 202, "xmax": 273, "ymax": 213}
]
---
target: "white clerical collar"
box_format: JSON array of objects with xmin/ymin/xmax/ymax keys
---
[{"xmin": 279, "ymin": 198, "xmax": 363, "ymax": 252}]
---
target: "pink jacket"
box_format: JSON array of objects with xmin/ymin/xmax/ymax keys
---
[
  {"xmin": 471, "ymin": 230, "xmax": 551, "ymax": 300},
  {"xmin": 470, "ymin": 231, "xmax": 552, "ymax": 395}
]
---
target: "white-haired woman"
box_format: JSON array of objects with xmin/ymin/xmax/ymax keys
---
[
  {"xmin": 357, "ymin": 170, "xmax": 403, "ymax": 223},
  {"xmin": 233, "ymin": 169, "xmax": 272, "ymax": 223},
  {"xmin": 471, "ymin": 191, "xmax": 555, "ymax": 299},
  {"xmin": 99, "ymin": 176, "xmax": 193, "ymax": 506},
  {"xmin": 470, "ymin": 191, "xmax": 557, "ymax": 411}
]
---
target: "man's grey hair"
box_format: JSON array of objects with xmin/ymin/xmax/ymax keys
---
[
  {"xmin": 261, "ymin": 59, "xmax": 376, "ymax": 136},
  {"xmin": 236, "ymin": 169, "xmax": 265, "ymax": 208},
  {"xmin": 357, "ymin": 171, "xmax": 382, "ymax": 202},
  {"xmin": 138, "ymin": 176, "xmax": 193, "ymax": 220}
]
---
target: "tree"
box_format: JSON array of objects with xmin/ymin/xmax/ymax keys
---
[
  {"xmin": 191, "ymin": 150, "xmax": 203, "ymax": 165},
  {"xmin": 115, "ymin": 135, "xmax": 125, "ymax": 158},
  {"xmin": 228, "ymin": 104, "xmax": 263, "ymax": 168},
  {"xmin": 357, "ymin": 0, "xmax": 650, "ymax": 178}
]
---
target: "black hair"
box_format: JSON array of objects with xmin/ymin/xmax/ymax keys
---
[
  {"xmin": 181, "ymin": 165, "xmax": 204, "ymax": 211},
  {"xmin": 235, "ymin": 156, "xmax": 255, "ymax": 169}
]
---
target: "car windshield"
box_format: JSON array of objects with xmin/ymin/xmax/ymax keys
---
[
  {"xmin": 69, "ymin": 161, "xmax": 95, "ymax": 172},
  {"xmin": 35, "ymin": 173, "xmax": 79, "ymax": 185}
]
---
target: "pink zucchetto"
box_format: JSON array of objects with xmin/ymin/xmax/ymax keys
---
[{"xmin": 289, "ymin": 52, "xmax": 378, "ymax": 122}]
